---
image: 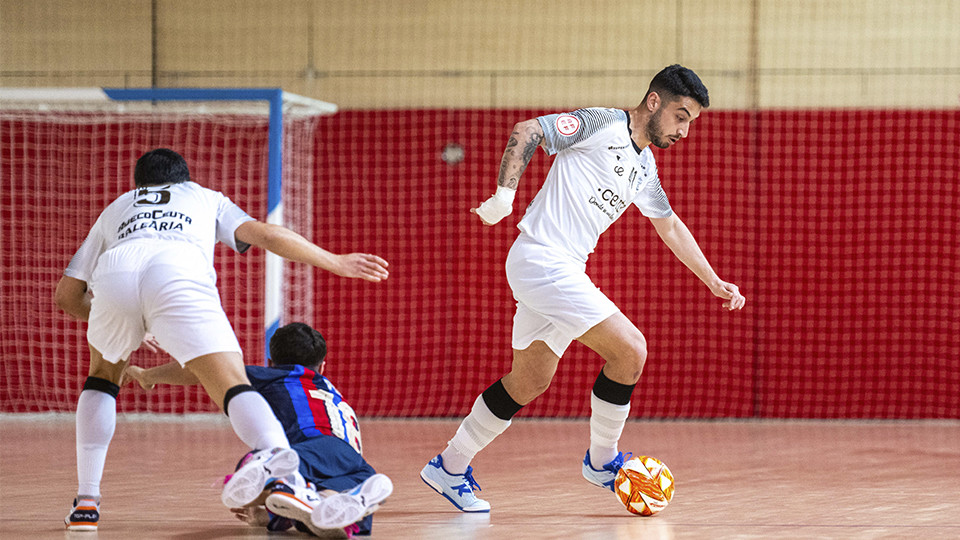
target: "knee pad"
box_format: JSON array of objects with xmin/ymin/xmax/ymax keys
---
[
  {"xmin": 82, "ymin": 376, "xmax": 120, "ymax": 399},
  {"xmin": 481, "ymin": 379, "xmax": 524, "ymax": 420},
  {"xmin": 592, "ymin": 369, "xmax": 635, "ymax": 406},
  {"xmin": 222, "ymin": 384, "xmax": 256, "ymax": 415}
]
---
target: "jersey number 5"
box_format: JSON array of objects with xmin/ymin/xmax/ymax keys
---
[{"xmin": 134, "ymin": 186, "xmax": 171, "ymax": 207}]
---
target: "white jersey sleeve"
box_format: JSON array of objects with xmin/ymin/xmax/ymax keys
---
[
  {"xmin": 64, "ymin": 216, "xmax": 108, "ymax": 282},
  {"xmin": 215, "ymin": 197, "xmax": 256, "ymax": 253},
  {"xmin": 537, "ymin": 108, "xmax": 628, "ymax": 156}
]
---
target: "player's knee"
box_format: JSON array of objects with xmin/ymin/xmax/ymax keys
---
[
  {"xmin": 629, "ymin": 333, "xmax": 647, "ymax": 367},
  {"xmin": 631, "ymin": 341, "xmax": 647, "ymax": 372},
  {"xmin": 627, "ymin": 357, "xmax": 646, "ymax": 382},
  {"xmin": 531, "ymin": 376, "xmax": 553, "ymax": 397},
  {"xmin": 504, "ymin": 369, "xmax": 553, "ymax": 403},
  {"xmin": 523, "ymin": 370, "xmax": 555, "ymax": 398},
  {"xmin": 87, "ymin": 362, "xmax": 126, "ymax": 385},
  {"xmin": 612, "ymin": 339, "xmax": 646, "ymax": 382}
]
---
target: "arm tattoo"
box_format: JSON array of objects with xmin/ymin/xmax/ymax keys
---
[
  {"xmin": 514, "ymin": 133, "xmax": 543, "ymax": 180},
  {"xmin": 498, "ymin": 134, "xmax": 519, "ymax": 188},
  {"xmin": 521, "ymin": 133, "xmax": 542, "ymax": 165},
  {"xmin": 497, "ymin": 130, "xmax": 542, "ymax": 190}
]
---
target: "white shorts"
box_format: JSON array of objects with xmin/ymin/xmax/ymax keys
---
[
  {"xmin": 87, "ymin": 241, "xmax": 242, "ymax": 364},
  {"xmin": 505, "ymin": 235, "xmax": 619, "ymax": 357}
]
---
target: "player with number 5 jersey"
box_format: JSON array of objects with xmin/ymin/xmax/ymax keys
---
[{"xmin": 55, "ymin": 148, "xmax": 389, "ymax": 531}]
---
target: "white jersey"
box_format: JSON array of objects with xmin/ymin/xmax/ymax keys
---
[
  {"xmin": 518, "ymin": 108, "xmax": 673, "ymax": 263},
  {"xmin": 65, "ymin": 181, "xmax": 254, "ymax": 282}
]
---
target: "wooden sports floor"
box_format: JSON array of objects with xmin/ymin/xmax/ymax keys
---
[{"xmin": 1, "ymin": 416, "xmax": 958, "ymax": 539}]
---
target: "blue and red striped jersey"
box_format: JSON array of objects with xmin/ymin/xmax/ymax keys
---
[{"xmin": 245, "ymin": 364, "xmax": 362, "ymax": 454}]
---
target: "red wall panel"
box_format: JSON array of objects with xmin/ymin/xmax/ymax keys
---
[{"xmin": 3, "ymin": 109, "xmax": 957, "ymax": 418}]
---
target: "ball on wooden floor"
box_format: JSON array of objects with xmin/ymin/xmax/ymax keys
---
[{"xmin": 613, "ymin": 456, "xmax": 674, "ymax": 516}]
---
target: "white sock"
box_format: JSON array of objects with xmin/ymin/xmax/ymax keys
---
[
  {"xmin": 76, "ymin": 390, "xmax": 117, "ymax": 499},
  {"xmin": 589, "ymin": 392, "xmax": 630, "ymax": 469},
  {"xmin": 226, "ymin": 390, "xmax": 290, "ymax": 450},
  {"xmin": 441, "ymin": 395, "xmax": 512, "ymax": 474}
]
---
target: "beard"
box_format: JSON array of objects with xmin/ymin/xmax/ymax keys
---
[{"xmin": 644, "ymin": 108, "xmax": 671, "ymax": 149}]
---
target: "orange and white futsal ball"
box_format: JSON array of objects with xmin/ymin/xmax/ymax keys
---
[{"xmin": 613, "ymin": 456, "xmax": 675, "ymax": 516}]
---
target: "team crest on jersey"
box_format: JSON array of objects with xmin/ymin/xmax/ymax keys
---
[{"xmin": 556, "ymin": 114, "xmax": 580, "ymax": 136}]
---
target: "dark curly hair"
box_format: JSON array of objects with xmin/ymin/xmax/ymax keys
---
[{"xmin": 646, "ymin": 64, "xmax": 710, "ymax": 108}]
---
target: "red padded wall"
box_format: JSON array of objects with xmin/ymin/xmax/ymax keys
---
[{"xmin": 3, "ymin": 109, "xmax": 957, "ymax": 418}]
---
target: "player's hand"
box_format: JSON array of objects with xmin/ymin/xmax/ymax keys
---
[
  {"xmin": 710, "ymin": 280, "xmax": 746, "ymax": 311},
  {"xmin": 470, "ymin": 206, "xmax": 498, "ymax": 226},
  {"xmin": 471, "ymin": 186, "xmax": 515, "ymax": 225},
  {"xmin": 137, "ymin": 333, "xmax": 165, "ymax": 354},
  {"xmin": 230, "ymin": 505, "xmax": 270, "ymax": 527},
  {"xmin": 333, "ymin": 253, "xmax": 390, "ymax": 282},
  {"xmin": 120, "ymin": 365, "xmax": 154, "ymax": 390}
]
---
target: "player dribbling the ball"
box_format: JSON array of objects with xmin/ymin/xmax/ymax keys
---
[{"xmin": 420, "ymin": 65, "xmax": 745, "ymax": 512}]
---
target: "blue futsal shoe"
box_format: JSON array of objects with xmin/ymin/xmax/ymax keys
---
[
  {"xmin": 420, "ymin": 454, "xmax": 490, "ymax": 512},
  {"xmin": 582, "ymin": 450, "xmax": 631, "ymax": 491}
]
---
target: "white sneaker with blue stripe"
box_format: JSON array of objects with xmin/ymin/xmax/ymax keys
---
[
  {"xmin": 582, "ymin": 450, "xmax": 631, "ymax": 491},
  {"xmin": 420, "ymin": 454, "xmax": 490, "ymax": 512}
]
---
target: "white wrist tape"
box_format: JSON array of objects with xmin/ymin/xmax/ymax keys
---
[{"xmin": 475, "ymin": 186, "xmax": 516, "ymax": 224}]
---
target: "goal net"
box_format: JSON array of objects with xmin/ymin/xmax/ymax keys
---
[{"xmin": 0, "ymin": 88, "xmax": 333, "ymax": 413}]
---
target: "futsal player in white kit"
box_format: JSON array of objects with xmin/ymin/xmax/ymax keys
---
[
  {"xmin": 55, "ymin": 148, "xmax": 389, "ymax": 530},
  {"xmin": 420, "ymin": 65, "xmax": 746, "ymax": 512}
]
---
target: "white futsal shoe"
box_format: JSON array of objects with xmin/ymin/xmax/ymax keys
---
[
  {"xmin": 221, "ymin": 447, "xmax": 300, "ymax": 507},
  {"xmin": 311, "ymin": 473, "xmax": 394, "ymax": 530},
  {"xmin": 582, "ymin": 450, "xmax": 631, "ymax": 491},
  {"xmin": 264, "ymin": 479, "xmax": 337, "ymax": 536},
  {"xmin": 420, "ymin": 454, "xmax": 490, "ymax": 512}
]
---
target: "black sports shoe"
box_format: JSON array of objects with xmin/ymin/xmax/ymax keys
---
[{"xmin": 65, "ymin": 497, "xmax": 100, "ymax": 531}]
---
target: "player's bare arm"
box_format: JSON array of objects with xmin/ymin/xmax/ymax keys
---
[
  {"xmin": 473, "ymin": 119, "xmax": 545, "ymax": 225},
  {"xmin": 122, "ymin": 362, "xmax": 201, "ymax": 390},
  {"xmin": 649, "ymin": 213, "xmax": 746, "ymax": 311},
  {"xmin": 498, "ymin": 119, "xmax": 544, "ymax": 190},
  {"xmin": 54, "ymin": 276, "xmax": 91, "ymax": 321},
  {"xmin": 235, "ymin": 220, "xmax": 389, "ymax": 282}
]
